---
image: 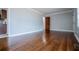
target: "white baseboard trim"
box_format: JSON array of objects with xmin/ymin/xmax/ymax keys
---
[
  {"xmin": 8, "ymin": 29, "xmax": 43, "ymax": 37},
  {"xmin": 50, "ymin": 29, "xmax": 73, "ymax": 32},
  {"xmin": 0, "ymin": 34, "xmax": 8, "ymax": 38},
  {"xmin": 74, "ymin": 33, "xmax": 79, "ymax": 42}
]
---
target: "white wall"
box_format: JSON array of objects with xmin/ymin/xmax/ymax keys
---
[
  {"xmin": 73, "ymin": 9, "xmax": 77, "ymax": 32},
  {"xmin": 73, "ymin": 8, "xmax": 79, "ymax": 42},
  {"xmin": 45, "ymin": 11, "xmax": 73, "ymax": 32},
  {"xmin": 77, "ymin": 9, "xmax": 79, "ymax": 36},
  {"xmin": 8, "ymin": 8, "xmax": 43, "ymax": 36},
  {"xmin": 7, "ymin": 8, "xmax": 74, "ymax": 37}
]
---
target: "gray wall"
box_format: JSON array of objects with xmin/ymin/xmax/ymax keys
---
[
  {"xmin": 8, "ymin": 8, "xmax": 43, "ymax": 36},
  {"xmin": 45, "ymin": 12, "xmax": 73, "ymax": 32}
]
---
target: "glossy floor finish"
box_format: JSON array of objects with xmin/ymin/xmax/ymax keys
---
[{"xmin": 0, "ymin": 31, "xmax": 78, "ymax": 51}]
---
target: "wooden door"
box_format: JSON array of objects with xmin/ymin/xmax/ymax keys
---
[{"xmin": 45, "ymin": 17, "xmax": 50, "ymax": 31}]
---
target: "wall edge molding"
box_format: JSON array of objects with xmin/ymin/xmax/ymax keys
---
[
  {"xmin": 50, "ymin": 29, "xmax": 73, "ymax": 32},
  {"xmin": 28, "ymin": 8, "xmax": 43, "ymax": 15},
  {"xmin": 8, "ymin": 29, "xmax": 43, "ymax": 37},
  {"xmin": 45, "ymin": 10, "xmax": 73, "ymax": 16}
]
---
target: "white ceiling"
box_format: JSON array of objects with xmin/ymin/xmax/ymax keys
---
[{"xmin": 33, "ymin": 8, "xmax": 73, "ymax": 15}]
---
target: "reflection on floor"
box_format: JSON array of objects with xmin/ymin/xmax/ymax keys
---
[
  {"xmin": 0, "ymin": 34, "xmax": 7, "ymax": 38},
  {"xmin": 0, "ymin": 31, "xmax": 78, "ymax": 51}
]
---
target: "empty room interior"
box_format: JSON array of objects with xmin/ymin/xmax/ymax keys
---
[{"xmin": 0, "ymin": 8, "xmax": 79, "ymax": 51}]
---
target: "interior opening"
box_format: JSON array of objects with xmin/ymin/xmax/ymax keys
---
[{"xmin": 0, "ymin": 9, "xmax": 7, "ymax": 37}]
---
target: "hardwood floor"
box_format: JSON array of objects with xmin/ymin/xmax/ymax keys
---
[{"xmin": 0, "ymin": 31, "xmax": 78, "ymax": 51}]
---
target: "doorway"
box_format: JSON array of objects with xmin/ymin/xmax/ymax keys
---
[
  {"xmin": 43, "ymin": 16, "xmax": 50, "ymax": 32},
  {"xmin": 0, "ymin": 9, "xmax": 7, "ymax": 37}
]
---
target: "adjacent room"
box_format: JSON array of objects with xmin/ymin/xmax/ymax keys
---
[
  {"xmin": 0, "ymin": 8, "xmax": 79, "ymax": 51},
  {"xmin": 0, "ymin": 9, "xmax": 7, "ymax": 37}
]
